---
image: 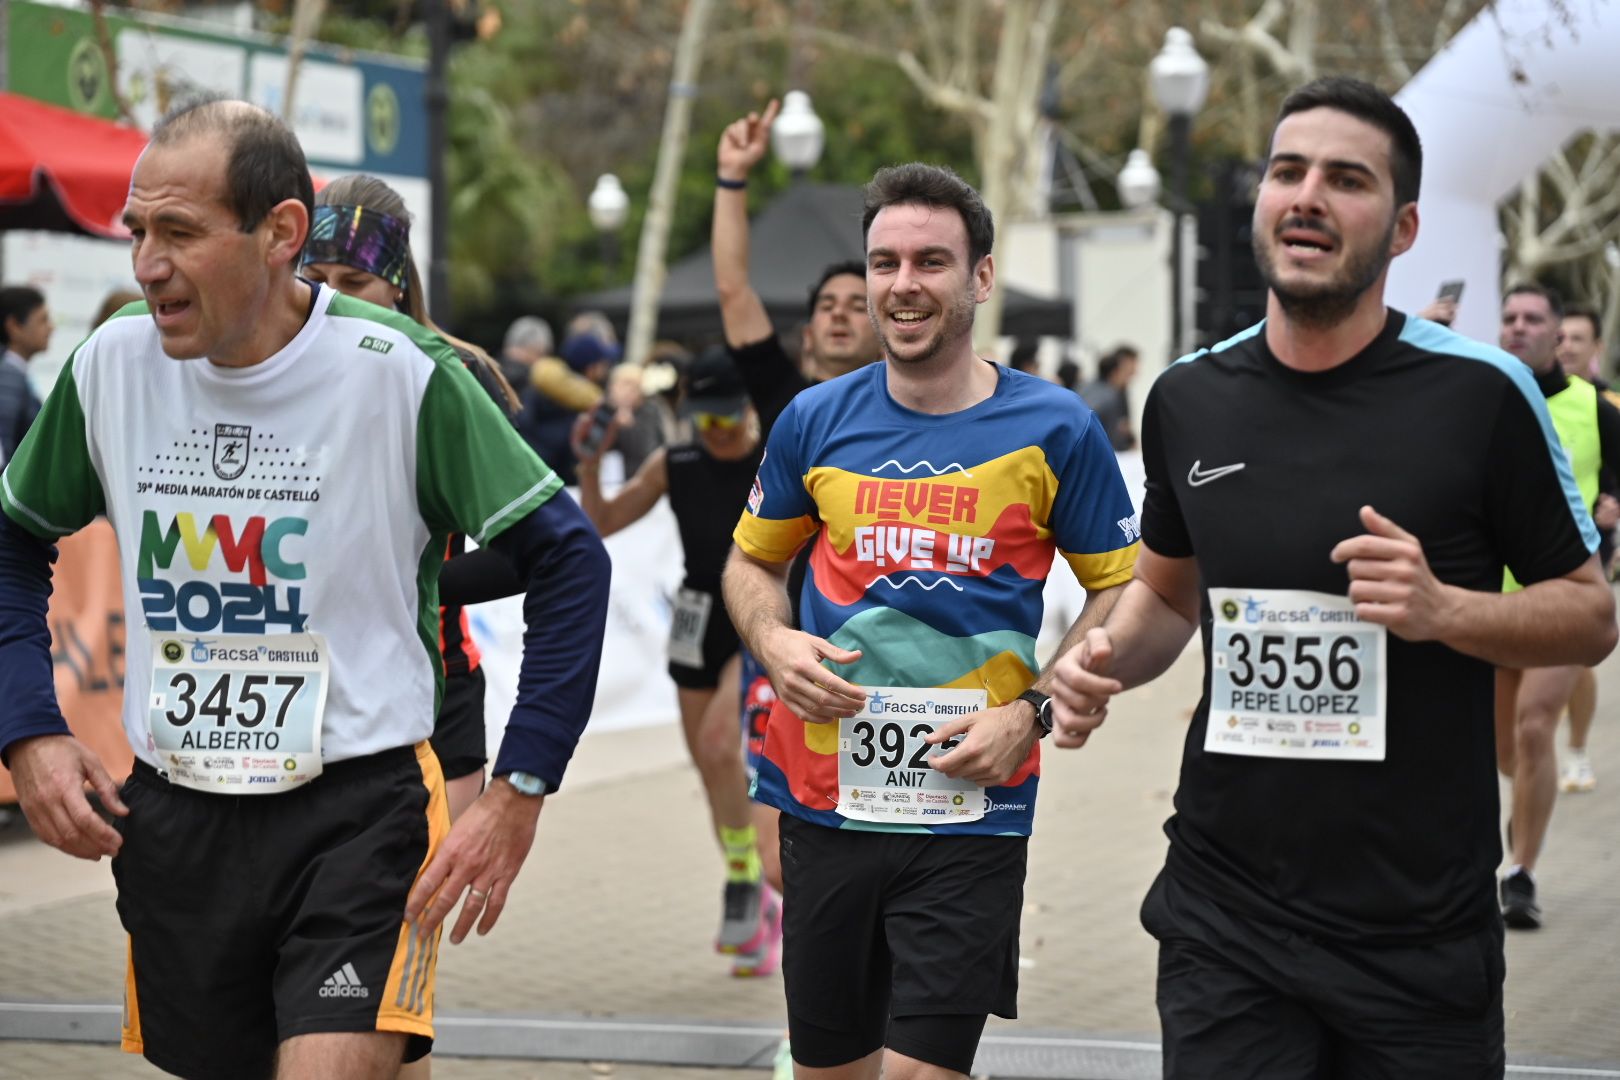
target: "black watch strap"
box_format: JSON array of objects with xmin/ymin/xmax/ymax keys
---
[{"xmin": 1017, "ymin": 689, "xmax": 1053, "ymax": 738}]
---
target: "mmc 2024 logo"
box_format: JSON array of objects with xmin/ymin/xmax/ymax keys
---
[{"xmin": 138, "ymin": 510, "xmax": 308, "ymax": 633}]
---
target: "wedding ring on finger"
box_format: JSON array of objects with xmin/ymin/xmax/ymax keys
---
[{"xmin": 468, "ymin": 888, "xmax": 489, "ymax": 903}]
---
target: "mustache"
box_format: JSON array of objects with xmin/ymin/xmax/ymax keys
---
[{"xmin": 1277, "ymin": 216, "xmax": 1340, "ymax": 245}]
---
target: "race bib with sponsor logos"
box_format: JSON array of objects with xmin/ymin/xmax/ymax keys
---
[
  {"xmin": 1205, "ymin": 588, "xmax": 1386, "ymax": 761},
  {"xmin": 148, "ymin": 632, "xmax": 329, "ymax": 793},
  {"xmin": 836, "ymin": 686, "xmax": 986, "ymax": 824},
  {"xmin": 667, "ymin": 587, "xmax": 714, "ymax": 670}
]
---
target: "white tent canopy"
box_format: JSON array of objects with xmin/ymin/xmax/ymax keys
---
[{"xmin": 1388, "ymin": 0, "xmax": 1620, "ymax": 342}]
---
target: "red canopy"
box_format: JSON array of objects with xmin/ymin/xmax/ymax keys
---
[{"xmin": 0, "ymin": 92, "xmax": 148, "ymax": 239}]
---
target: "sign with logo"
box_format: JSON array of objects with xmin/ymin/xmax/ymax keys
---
[{"xmin": 836, "ymin": 686, "xmax": 987, "ymax": 824}]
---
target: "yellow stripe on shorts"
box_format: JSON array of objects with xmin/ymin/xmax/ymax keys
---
[{"xmin": 378, "ymin": 741, "xmax": 450, "ymax": 1038}]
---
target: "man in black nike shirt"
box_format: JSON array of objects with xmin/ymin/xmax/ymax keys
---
[{"xmin": 1050, "ymin": 77, "xmax": 1616, "ymax": 1078}]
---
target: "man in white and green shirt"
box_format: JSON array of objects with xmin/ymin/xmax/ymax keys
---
[{"xmin": 0, "ymin": 98, "xmax": 610, "ymax": 1080}]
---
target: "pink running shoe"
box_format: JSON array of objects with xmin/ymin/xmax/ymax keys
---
[{"xmin": 731, "ymin": 886, "xmax": 783, "ymax": 977}]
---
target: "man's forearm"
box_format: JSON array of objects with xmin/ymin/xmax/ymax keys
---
[
  {"xmin": 1440, "ymin": 560, "xmax": 1616, "ymax": 668},
  {"xmin": 0, "ymin": 513, "xmax": 70, "ymax": 764},
  {"xmin": 1032, "ymin": 582, "xmax": 1125, "ymax": 693},
  {"xmin": 1098, "ymin": 577, "xmax": 1200, "ymax": 690},
  {"xmin": 722, "ymin": 547, "xmax": 792, "ymax": 659},
  {"xmin": 712, "ymin": 184, "xmax": 751, "ymax": 302}
]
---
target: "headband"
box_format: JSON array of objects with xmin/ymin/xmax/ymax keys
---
[{"xmin": 302, "ymin": 204, "xmax": 411, "ymax": 291}]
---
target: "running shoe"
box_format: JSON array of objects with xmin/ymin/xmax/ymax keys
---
[
  {"xmin": 1560, "ymin": 754, "xmax": 1597, "ymax": 793},
  {"xmin": 1500, "ymin": 868, "xmax": 1542, "ymax": 930},
  {"xmin": 716, "ymin": 877, "xmax": 767, "ymax": 954},
  {"xmin": 731, "ymin": 886, "xmax": 783, "ymax": 977}
]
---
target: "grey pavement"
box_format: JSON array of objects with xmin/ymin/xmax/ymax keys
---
[{"xmin": 3, "ymin": 641, "xmax": 1620, "ymax": 1077}]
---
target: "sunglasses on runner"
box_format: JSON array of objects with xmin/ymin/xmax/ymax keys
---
[{"xmin": 694, "ymin": 411, "xmax": 744, "ymax": 431}]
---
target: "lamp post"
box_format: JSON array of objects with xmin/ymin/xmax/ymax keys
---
[
  {"xmin": 771, "ymin": 90, "xmax": 825, "ymax": 177},
  {"xmin": 1149, "ymin": 27, "xmax": 1208, "ymax": 357},
  {"xmin": 587, "ymin": 173, "xmax": 630, "ymax": 273},
  {"xmin": 1117, "ymin": 149, "xmax": 1162, "ymax": 211}
]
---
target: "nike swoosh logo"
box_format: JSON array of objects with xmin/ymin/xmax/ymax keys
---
[{"xmin": 1187, "ymin": 460, "xmax": 1246, "ymax": 487}]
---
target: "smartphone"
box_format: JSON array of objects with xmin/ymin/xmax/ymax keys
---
[
  {"xmin": 578, "ymin": 401, "xmax": 616, "ymax": 455},
  {"xmin": 1437, "ymin": 279, "xmax": 1465, "ymax": 303}
]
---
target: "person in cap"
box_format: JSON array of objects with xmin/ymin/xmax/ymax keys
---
[{"xmin": 573, "ymin": 345, "xmax": 782, "ymax": 976}]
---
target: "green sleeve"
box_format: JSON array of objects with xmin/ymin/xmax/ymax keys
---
[
  {"xmin": 0, "ymin": 357, "xmax": 104, "ymax": 539},
  {"xmin": 416, "ymin": 357, "xmax": 562, "ymax": 543}
]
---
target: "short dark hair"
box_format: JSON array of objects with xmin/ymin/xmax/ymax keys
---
[
  {"xmin": 1273, "ymin": 77, "xmax": 1423, "ymax": 207},
  {"xmin": 1504, "ymin": 282, "xmax": 1564, "ymax": 318},
  {"xmin": 151, "ymin": 94, "xmax": 315, "ymax": 251},
  {"xmin": 1564, "ymin": 303, "xmax": 1603, "ymax": 341},
  {"xmin": 862, "ymin": 163, "xmax": 994, "ymax": 267},
  {"xmin": 0, "ymin": 285, "xmax": 45, "ymax": 346},
  {"xmin": 807, "ymin": 261, "xmax": 867, "ymax": 317},
  {"xmin": 1098, "ymin": 345, "xmax": 1139, "ymax": 381}
]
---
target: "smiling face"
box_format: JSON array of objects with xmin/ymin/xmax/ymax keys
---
[
  {"xmin": 1252, "ymin": 107, "xmax": 1416, "ymax": 329},
  {"xmin": 123, "ymin": 136, "xmax": 302, "ymax": 365},
  {"xmin": 806, "ymin": 273, "xmax": 877, "ymax": 376},
  {"xmin": 864, "ymin": 202, "xmax": 992, "ymax": 368}
]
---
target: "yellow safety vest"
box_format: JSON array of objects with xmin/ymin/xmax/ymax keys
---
[{"xmin": 1504, "ymin": 375, "xmax": 1599, "ymax": 591}]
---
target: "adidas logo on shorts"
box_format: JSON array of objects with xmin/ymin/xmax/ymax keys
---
[{"xmin": 318, "ymin": 962, "xmax": 370, "ymax": 999}]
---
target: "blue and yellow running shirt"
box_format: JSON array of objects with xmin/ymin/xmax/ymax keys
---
[{"xmin": 733, "ymin": 361, "xmax": 1139, "ymax": 835}]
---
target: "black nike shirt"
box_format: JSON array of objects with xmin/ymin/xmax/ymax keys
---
[{"xmin": 1142, "ymin": 310, "xmax": 1596, "ymax": 943}]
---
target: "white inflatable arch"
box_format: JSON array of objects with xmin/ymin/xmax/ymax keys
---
[{"xmin": 1388, "ymin": 0, "xmax": 1620, "ymax": 342}]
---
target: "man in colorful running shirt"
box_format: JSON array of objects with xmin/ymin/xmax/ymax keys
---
[
  {"xmin": 0, "ymin": 98, "xmax": 610, "ymax": 1080},
  {"xmin": 724, "ymin": 163, "xmax": 1137, "ymax": 1077}
]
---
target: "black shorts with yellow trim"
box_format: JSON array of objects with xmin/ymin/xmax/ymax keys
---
[{"xmin": 112, "ymin": 742, "xmax": 449, "ymax": 1080}]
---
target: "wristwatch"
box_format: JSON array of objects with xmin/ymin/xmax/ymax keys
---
[
  {"xmin": 1016, "ymin": 689, "xmax": 1054, "ymax": 738},
  {"xmin": 500, "ymin": 771, "xmax": 549, "ymax": 797}
]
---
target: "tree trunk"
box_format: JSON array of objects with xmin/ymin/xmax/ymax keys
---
[
  {"xmin": 624, "ymin": 0, "xmax": 717, "ymax": 366},
  {"xmin": 974, "ymin": 0, "xmax": 1039, "ymax": 353}
]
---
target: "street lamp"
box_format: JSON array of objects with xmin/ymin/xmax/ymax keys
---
[
  {"xmin": 771, "ymin": 90, "xmax": 825, "ymax": 176},
  {"xmin": 1117, "ymin": 149, "xmax": 1162, "ymax": 211},
  {"xmin": 587, "ymin": 173, "xmax": 630, "ymax": 271},
  {"xmin": 1149, "ymin": 27, "xmax": 1209, "ymax": 357}
]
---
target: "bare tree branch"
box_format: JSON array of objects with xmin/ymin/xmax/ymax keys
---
[{"xmin": 1371, "ymin": 0, "xmax": 1413, "ymax": 82}]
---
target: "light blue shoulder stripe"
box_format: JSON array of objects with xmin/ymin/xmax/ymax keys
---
[
  {"xmin": 1168, "ymin": 320, "xmax": 1266, "ymax": 369},
  {"xmin": 1399, "ymin": 317, "xmax": 1598, "ymax": 553}
]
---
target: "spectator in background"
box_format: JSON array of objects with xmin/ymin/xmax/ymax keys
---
[
  {"xmin": 1561, "ymin": 304, "xmax": 1609, "ymax": 389},
  {"xmin": 501, "ymin": 314, "xmax": 555, "ymax": 391},
  {"xmin": 1056, "ymin": 357, "xmax": 1082, "ymax": 393},
  {"xmin": 1081, "ymin": 344, "xmax": 1139, "ymax": 451},
  {"xmin": 605, "ymin": 361, "xmax": 667, "ymax": 476},
  {"xmin": 93, "ymin": 289, "xmax": 144, "ymax": 328},
  {"xmin": 1009, "ymin": 341, "xmax": 1043, "ymax": 378},
  {"xmin": 646, "ymin": 340, "xmax": 693, "ymax": 444},
  {"xmin": 0, "ymin": 285, "xmax": 52, "ymax": 463}
]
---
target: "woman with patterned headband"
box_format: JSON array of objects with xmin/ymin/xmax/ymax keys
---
[{"xmin": 303, "ymin": 175, "xmax": 523, "ymax": 826}]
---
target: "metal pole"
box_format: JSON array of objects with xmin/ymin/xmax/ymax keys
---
[
  {"xmin": 1168, "ymin": 111, "xmax": 1190, "ymax": 359},
  {"xmin": 425, "ymin": 0, "xmax": 452, "ymax": 327}
]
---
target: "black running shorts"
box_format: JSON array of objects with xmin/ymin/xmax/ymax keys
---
[
  {"xmin": 1142, "ymin": 871, "xmax": 1506, "ymax": 1080},
  {"xmin": 112, "ymin": 742, "xmax": 449, "ymax": 1080},
  {"xmin": 778, "ymin": 812, "xmax": 1026, "ymax": 1070},
  {"xmin": 433, "ymin": 666, "xmax": 489, "ymax": 781}
]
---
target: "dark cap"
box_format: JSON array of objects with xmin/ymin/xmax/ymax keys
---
[
  {"xmin": 561, "ymin": 333, "xmax": 623, "ymax": 374},
  {"xmin": 686, "ymin": 345, "xmax": 748, "ymax": 415}
]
